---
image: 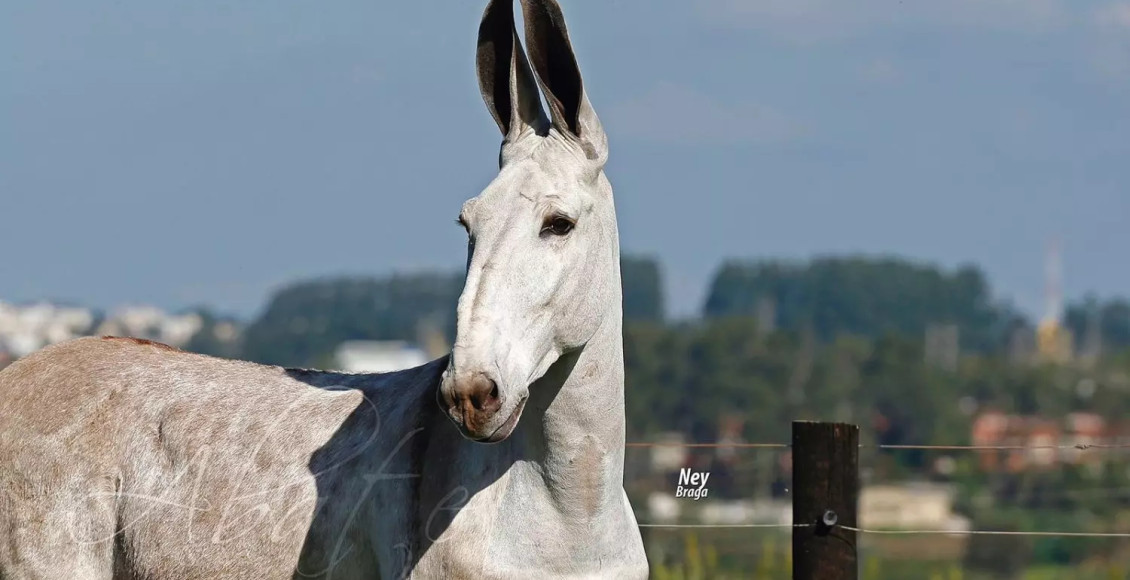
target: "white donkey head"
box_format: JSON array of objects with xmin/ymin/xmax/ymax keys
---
[{"xmin": 439, "ymin": 0, "xmax": 619, "ymax": 443}]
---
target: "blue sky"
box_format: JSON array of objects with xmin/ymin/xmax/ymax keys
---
[{"xmin": 3, "ymin": 0, "xmax": 1129, "ymax": 320}]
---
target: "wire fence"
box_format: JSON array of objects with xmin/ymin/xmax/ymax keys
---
[
  {"xmin": 627, "ymin": 442, "xmax": 1130, "ymax": 451},
  {"xmin": 639, "ymin": 522, "xmax": 1130, "ymax": 538},
  {"xmin": 627, "ymin": 433, "xmax": 1130, "ymax": 577}
]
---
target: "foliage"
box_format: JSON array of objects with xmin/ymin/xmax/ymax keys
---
[
  {"xmin": 236, "ymin": 256, "xmax": 666, "ymax": 367},
  {"xmin": 240, "ymin": 272, "xmax": 465, "ymax": 367},
  {"xmin": 624, "ymin": 314, "xmax": 1130, "ymax": 460},
  {"xmin": 649, "ymin": 532, "xmax": 789, "ymax": 580},
  {"xmin": 1065, "ymin": 295, "xmax": 1130, "ymax": 351},
  {"xmin": 622, "ymin": 255, "xmax": 665, "ymax": 323},
  {"xmin": 702, "ymin": 255, "xmax": 1024, "ymax": 352}
]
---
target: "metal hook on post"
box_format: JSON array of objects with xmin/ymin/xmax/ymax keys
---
[{"xmin": 792, "ymin": 421, "xmax": 859, "ymax": 580}]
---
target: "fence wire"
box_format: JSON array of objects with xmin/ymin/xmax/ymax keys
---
[
  {"xmin": 629, "ymin": 439, "xmax": 1130, "ymax": 542},
  {"xmin": 626, "ymin": 442, "xmax": 1130, "ymax": 451},
  {"xmin": 639, "ymin": 522, "xmax": 1130, "ymax": 539},
  {"xmin": 840, "ymin": 526, "xmax": 1130, "ymax": 538},
  {"xmin": 626, "ymin": 442, "xmax": 790, "ymax": 448},
  {"xmin": 639, "ymin": 523, "xmax": 811, "ymax": 529}
]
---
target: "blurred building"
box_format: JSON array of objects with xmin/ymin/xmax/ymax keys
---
[
  {"xmin": 94, "ymin": 305, "xmax": 203, "ymax": 347},
  {"xmin": 859, "ymin": 482, "xmax": 970, "ymax": 532},
  {"xmin": 0, "ymin": 301, "xmax": 95, "ymax": 357},
  {"xmin": 0, "ymin": 300, "xmax": 212, "ymax": 360},
  {"xmin": 1036, "ymin": 236, "xmax": 1074, "ymax": 364},
  {"xmin": 332, "ymin": 340, "xmax": 429, "ymax": 373},
  {"xmin": 970, "ymin": 409, "xmax": 1125, "ymax": 473}
]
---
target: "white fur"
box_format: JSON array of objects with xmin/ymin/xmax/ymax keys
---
[{"xmin": 0, "ymin": 1, "xmax": 647, "ymax": 578}]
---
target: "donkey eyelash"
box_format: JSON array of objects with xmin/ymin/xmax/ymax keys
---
[{"xmin": 540, "ymin": 213, "xmax": 576, "ymax": 236}]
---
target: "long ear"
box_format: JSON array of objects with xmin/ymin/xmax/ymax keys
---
[
  {"xmin": 477, "ymin": 0, "xmax": 547, "ymax": 143},
  {"xmin": 519, "ymin": 0, "xmax": 608, "ymax": 165}
]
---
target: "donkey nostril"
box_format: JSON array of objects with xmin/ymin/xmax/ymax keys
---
[{"xmin": 468, "ymin": 375, "xmax": 501, "ymax": 413}]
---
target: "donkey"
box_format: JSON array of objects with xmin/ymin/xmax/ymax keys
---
[{"xmin": 0, "ymin": 1, "xmax": 648, "ymax": 578}]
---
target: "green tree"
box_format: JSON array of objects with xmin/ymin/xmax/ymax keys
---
[
  {"xmin": 621, "ymin": 256, "xmax": 665, "ymax": 322},
  {"xmin": 1065, "ymin": 295, "xmax": 1130, "ymax": 351},
  {"xmin": 240, "ymin": 272, "xmax": 464, "ymax": 367},
  {"xmin": 702, "ymin": 255, "xmax": 1022, "ymax": 352}
]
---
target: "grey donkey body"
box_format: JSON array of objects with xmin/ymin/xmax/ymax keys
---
[{"xmin": 0, "ymin": 1, "xmax": 648, "ymax": 578}]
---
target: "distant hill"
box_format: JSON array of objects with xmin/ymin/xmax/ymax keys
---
[{"xmin": 702, "ymin": 255, "xmax": 1027, "ymax": 352}]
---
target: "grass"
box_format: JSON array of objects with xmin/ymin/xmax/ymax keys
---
[{"xmin": 647, "ymin": 531, "xmax": 1130, "ymax": 580}]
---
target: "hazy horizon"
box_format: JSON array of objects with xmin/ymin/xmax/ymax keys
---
[{"xmin": 0, "ymin": 250, "xmax": 1089, "ymax": 324}]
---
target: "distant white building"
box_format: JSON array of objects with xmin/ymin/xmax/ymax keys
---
[
  {"xmin": 0, "ymin": 300, "xmax": 210, "ymax": 359},
  {"xmin": 333, "ymin": 340, "xmax": 429, "ymax": 373},
  {"xmin": 0, "ymin": 301, "xmax": 96, "ymax": 357},
  {"xmin": 648, "ymin": 431, "xmax": 690, "ymax": 472},
  {"xmin": 95, "ymin": 305, "xmax": 203, "ymax": 347},
  {"xmin": 859, "ymin": 482, "xmax": 971, "ymax": 532}
]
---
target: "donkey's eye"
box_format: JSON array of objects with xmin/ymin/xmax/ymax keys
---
[{"xmin": 542, "ymin": 216, "xmax": 575, "ymax": 237}]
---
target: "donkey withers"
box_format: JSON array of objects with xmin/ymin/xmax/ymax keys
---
[{"xmin": 0, "ymin": 1, "xmax": 648, "ymax": 578}]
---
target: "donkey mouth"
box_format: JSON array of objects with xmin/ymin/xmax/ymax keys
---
[{"xmin": 476, "ymin": 396, "xmax": 528, "ymax": 444}]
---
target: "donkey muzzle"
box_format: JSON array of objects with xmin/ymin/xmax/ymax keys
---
[{"xmin": 440, "ymin": 371, "xmax": 508, "ymax": 440}]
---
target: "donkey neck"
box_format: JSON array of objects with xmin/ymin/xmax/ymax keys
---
[
  {"xmin": 407, "ymin": 313, "xmax": 631, "ymax": 575},
  {"xmin": 511, "ymin": 308, "xmax": 626, "ymax": 522}
]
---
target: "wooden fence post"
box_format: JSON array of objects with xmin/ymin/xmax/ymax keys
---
[{"xmin": 792, "ymin": 421, "xmax": 860, "ymax": 580}]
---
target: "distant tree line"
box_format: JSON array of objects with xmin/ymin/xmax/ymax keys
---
[
  {"xmin": 185, "ymin": 252, "xmax": 1130, "ymax": 446},
  {"xmin": 703, "ymin": 256, "xmax": 1030, "ymax": 352},
  {"xmin": 230, "ymin": 256, "xmax": 667, "ymax": 367},
  {"xmin": 240, "ymin": 272, "xmax": 466, "ymax": 367},
  {"xmin": 1065, "ymin": 296, "xmax": 1130, "ymax": 351},
  {"xmin": 193, "ymin": 253, "xmax": 1130, "ymax": 370}
]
